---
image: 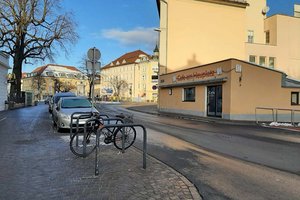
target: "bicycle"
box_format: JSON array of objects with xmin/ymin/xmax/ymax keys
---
[{"xmin": 70, "ymin": 113, "xmax": 136, "ymax": 157}]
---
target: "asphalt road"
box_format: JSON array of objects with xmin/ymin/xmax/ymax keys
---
[{"xmin": 98, "ymin": 103, "xmax": 300, "ymax": 200}]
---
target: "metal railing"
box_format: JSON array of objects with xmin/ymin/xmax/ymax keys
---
[{"xmin": 255, "ymin": 107, "xmax": 300, "ymax": 126}]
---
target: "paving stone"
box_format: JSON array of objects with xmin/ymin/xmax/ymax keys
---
[{"xmin": 0, "ymin": 106, "xmax": 201, "ymax": 200}]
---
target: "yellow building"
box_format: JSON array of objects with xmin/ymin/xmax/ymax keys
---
[
  {"xmin": 159, "ymin": 59, "xmax": 300, "ymax": 121},
  {"xmin": 22, "ymin": 64, "xmax": 89, "ymax": 100},
  {"xmin": 156, "ymin": 0, "xmax": 300, "ymax": 121},
  {"xmin": 156, "ymin": 0, "xmax": 300, "ymax": 79},
  {"xmin": 99, "ymin": 50, "xmax": 159, "ymax": 102}
]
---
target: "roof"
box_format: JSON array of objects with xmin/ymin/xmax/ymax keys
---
[
  {"xmin": 31, "ymin": 64, "xmax": 80, "ymax": 74},
  {"xmin": 156, "ymin": 0, "xmax": 248, "ymax": 15},
  {"xmin": 102, "ymin": 50, "xmax": 151, "ymax": 69}
]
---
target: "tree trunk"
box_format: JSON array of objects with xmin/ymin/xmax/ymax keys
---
[{"xmin": 10, "ymin": 53, "xmax": 23, "ymax": 102}]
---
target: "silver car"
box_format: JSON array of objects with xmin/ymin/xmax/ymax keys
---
[
  {"xmin": 52, "ymin": 96, "xmax": 99, "ymax": 131},
  {"xmin": 49, "ymin": 92, "xmax": 76, "ymax": 113}
]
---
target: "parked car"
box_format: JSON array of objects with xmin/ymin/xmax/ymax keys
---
[
  {"xmin": 44, "ymin": 96, "xmax": 52, "ymax": 104},
  {"xmin": 52, "ymin": 96, "xmax": 99, "ymax": 131},
  {"xmin": 48, "ymin": 92, "xmax": 76, "ymax": 113}
]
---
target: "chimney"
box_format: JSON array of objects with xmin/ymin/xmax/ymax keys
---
[{"xmin": 294, "ymin": 4, "xmax": 300, "ymax": 18}]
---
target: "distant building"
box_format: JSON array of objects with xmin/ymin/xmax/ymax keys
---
[
  {"xmin": 0, "ymin": 52, "xmax": 10, "ymax": 111},
  {"xmin": 99, "ymin": 49, "xmax": 159, "ymax": 102},
  {"xmin": 22, "ymin": 64, "xmax": 89, "ymax": 100}
]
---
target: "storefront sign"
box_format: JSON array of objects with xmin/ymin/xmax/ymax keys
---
[{"xmin": 176, "ymin": 70, "xmax": 215, "ymax": 81}]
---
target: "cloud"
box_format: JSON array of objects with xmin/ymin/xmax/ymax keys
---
[{"xmin": 101, "ymin": 27, "xmax": 158, "ymax": 49}]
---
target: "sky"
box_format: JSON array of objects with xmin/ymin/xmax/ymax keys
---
[{"xmin": 20, "ymin": 0, "xmax": 300, "ymax": 73}]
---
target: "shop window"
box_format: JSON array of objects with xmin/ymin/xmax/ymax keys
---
[
  {"xmin": 291, "ymin": 92, "xmax": 299, "ymax": 105},
  {"xmin": 247, "ymin": 30, "xmax": 254, "ymax": 43},
  {"xmin": 259, "ymin": 56, "xmax": 266, "ymax": 66},
  {"xmin": 269, "ymin": 57, "xmax": 275, "ymax": 69},
  {"xmin": 249, "ymin": 55, "xmax": 256, "ymax": 63},
  {"xmin": 265, "ymin": 31, "xmax": 270, "ymax": 44},
  {"xmin": 183, "ymin": 87, "xmax": 195, "ymax": 102}
]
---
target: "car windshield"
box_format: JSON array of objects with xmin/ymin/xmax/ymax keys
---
[
  {"xmin": 54, "ymin": 94, "xmax": 76, "ymax": 103},
  {"xmin": 61, "ymin": 99, "xmax": 92, "ymax": 108}
]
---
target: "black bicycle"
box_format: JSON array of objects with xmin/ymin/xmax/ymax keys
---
[{"xmin": 70, "ymin": 114, "xmax": 136, "ymax": 157}]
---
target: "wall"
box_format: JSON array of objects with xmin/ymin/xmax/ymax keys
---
[
  {"xmin": 245, "ymin": 0, "xmax": 266, "ymax": 44},
  {"xmin": 159, "ymin": 59, "xmax": 300, "ymax": 121},
  {"xmin": 246, "ymin": 15, "xmax": 300, "ymax": 80},
  {"xmin": 0, "ymin": 53, "xmax": 9, "ymax": 111},
  {"xmin": 163, "ymin": 0, "xmax": 246, "ymax": 73},
  {"xmin": 0, "ymin": 66, "xmax": 8, "ymax": 111},
  {"xmin": 159, "ymin": 60, "xmax": 233, "ymax": 116}
]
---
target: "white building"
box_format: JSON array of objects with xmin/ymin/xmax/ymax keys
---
[{"xmin": 0, "ymin": 52, "xmax": 10, "ymax": 111}]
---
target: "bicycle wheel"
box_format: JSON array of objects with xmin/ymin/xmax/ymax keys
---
[
  {"xmin": 113, "ymin": 126, "xmax": 136, "ymax": 150},
  {"xmin": 70, "ymin": 129, "xmax": 97, "ymax": 157}
]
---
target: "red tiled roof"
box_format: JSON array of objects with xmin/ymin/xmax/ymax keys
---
[
  {"xmin": 22, "ymin": 73, "xmax": 27, "ymax": 78},
  {"xmin": 102, "ymin": 50, "xmax": 150, "ymax": 69},
  {"xmin": 31, "ymin": 64, "xmax": 80, "ymax": 74},
  {"xmin": 32, "ymin": 66, "xmax": 47, "ymax": 74}
]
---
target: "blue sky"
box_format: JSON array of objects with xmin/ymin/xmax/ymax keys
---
[{"xmin": 21, "ymin": 0, "xmax": 300, "ymax": 72}]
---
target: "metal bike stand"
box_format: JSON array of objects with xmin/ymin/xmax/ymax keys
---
[
  {"xmin": 69, "ymin": 114, "xmax": 124, "ymax": 157},
  {"xmin": 70, "ymin": 112, "xmax": 93, "ymax": 139},
  {"xmin": 95, "ymin": 124, "xmax": 147, "ymax": 176},
  {"xmin": 70, "ymin": 112, "xmax": 94, "ymax": 158}
]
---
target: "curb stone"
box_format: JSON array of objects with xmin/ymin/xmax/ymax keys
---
[{"xmin": 134, "ymin": 147, "xmax": 202, "ymax": 200}]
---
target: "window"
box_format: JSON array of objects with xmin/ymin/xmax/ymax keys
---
[
  {"xmin": 269, "ymin": 57, "xmax": 275, "ymax": 68},
  {"xmin": 183, "ymin": 87, "xmax": 195, "ymax": 102},
  {"xmin": 265, "ymin": 31, "xmax": 270, "ymax": 44},
  {"xmin": 249, "ymin": 55, "xmax": 256, "ymax": 63},
  {"xmin": 291, "ymin": 92, "xmax": 299, "ymax": 105},
  {"xmin": 152, "ymin": 75, "xmax": 158, "ymax": 80},
  {"xmin": 46, "ymin": 72, "xmax": 54, "ymax": 76},
  {"xmin": 168, "ymin": 88, "xmax": 172, "ymax": 95},
  {"xmin": 59, "ymin": 73, "xmax": 66, "ymax": 77},
  {"xmin": 248, "ymin": 30, "xmax": 254, "ymax": 43},
  {"xmin": 259, "ymin": 56, "xmax": 266, "ymax": 66}
]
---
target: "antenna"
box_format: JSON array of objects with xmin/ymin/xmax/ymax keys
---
[{"xmin": 262, "ymin": 6, "xmax": 270, "ymax": 16}]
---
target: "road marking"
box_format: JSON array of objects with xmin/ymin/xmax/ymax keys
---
[{"xmin": 0, "ymin": 117, "xmax": 7, "ymax": 122}]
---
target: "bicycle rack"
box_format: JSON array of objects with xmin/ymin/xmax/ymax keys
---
[
  {"xmin": 69, "ymin": 113, "xmax": 147, "ymax": 175},
  {"xmin": 79, "ymin": 117, "xmax": 124, "ymax": 157},
  {"xmin": 95, "ymin": 124, "xmax": 147, "ymax": 176},
  {"xmin": 70, "ymin": 112, "xmax": 111, "ymax": 139},
  {"xmin": 70, "ymin": 112, "xmax": 93, "ymax": 138}
]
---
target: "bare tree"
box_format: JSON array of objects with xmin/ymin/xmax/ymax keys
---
[
  {"xmin": 0, "ymin": 0, "xmax": 78, "ymax": 102},
  {"xmin": 31, "ymin": 74, "xmax": 46, "ymax": 100},
  {"xmin": 53, "ymin": 78, "xmax": 76, "ymax": 93},
  {"xmin": 109, "ymin": 76, "xmax": 128, "ymax": 101}
]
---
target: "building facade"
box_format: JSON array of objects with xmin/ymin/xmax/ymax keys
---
[
  {"xmin": 22, "ymin": 64, "xmax": 89, "ymax": 100},
  {"xmin": 156, "ymin": 0, "xmax": 300, "ymax": 121},
  {"xmin": 159, "ymin": 59, "xmax": 300, "ymax": 121},
  {"xmin": 99, "ymin": 50, "xmax": 159, "ymax": 102},
  {"xmin": 157, "ymin": 0, "xmax": 300, "ymax": 79},
  {"xmin": 0, "ymin": 52, "xmax": 10, "ymax": 111}
]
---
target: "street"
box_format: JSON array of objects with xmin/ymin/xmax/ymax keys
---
[
  {"xmin": 99, "ymin": 103, "xmax": 300, "ymax": 200},
  {"xmin": 0, "ymin": 103, "xmax": 299, "ymax": 200}
]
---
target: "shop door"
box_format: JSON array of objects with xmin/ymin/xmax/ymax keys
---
[{"xmin": 207, "ymin": 85, "xmax": 222, "ymax": 117}]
